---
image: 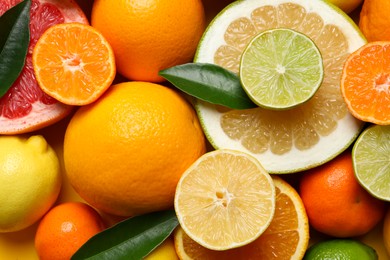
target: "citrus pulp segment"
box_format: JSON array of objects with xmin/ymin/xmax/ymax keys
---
[
  {"xmin": 240, "ymin": 28, "xmax": 324, "ymax": 110},
  {"xmin": 352, "ymin": 125, "xmax": 390, "ymax": 201},
  {"xmin": 341, "ymin": 42, "xmax": 390, "ymax": 125},
  {"xmin": 194, "ymin": 0, "xmax": 366, "ymax": 173},
  {"xmin": 174, "ymin": 149, "xmax": 275, "ymax": 251},
  {"xmin": 32, "ymin": 23, "xmax": 116, "ymax": 106},
  {"xmin": 174, "ymin": 176, "xmax": 309, "ymax": 259},
  {"xmin": 0, "ymin": 0, "xmax": 88, "ymax": 134}
]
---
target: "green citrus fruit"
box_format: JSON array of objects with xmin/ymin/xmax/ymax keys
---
[
  {"xmin": 304, "ymin": 239, "xmax": 378, "ymax": 260},
  {"xmin": 194, "ymin": 0, "xmax": 366, "ymax": 173},
  {"xmin": 240, "ymin": 28, "xmax": 323, "ymax": 110}
]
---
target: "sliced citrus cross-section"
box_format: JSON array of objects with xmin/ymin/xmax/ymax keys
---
[
  {"xmin": 194, "ymin": 0, "xmax": 366, "ymax": 173},
  {"xmin": 32, "ymin": 23, "xmax": 116, "ymax": 106},
  {"xmin": 352, "ymin": 124, "xmax": 390, "ymax": 201},
  {"xmin": 174, "ymin": 176, "xmax": 309, "ymax": 259},
  {"xmin": 0, "ymin": 0, "xmax": 88, "ymax": 135},
  {"xmin": 174, "ymin": 149, "xmax": 276, "ymax": 251},
  {"xmin": 240, "ymin": 28, "xmax": 323, "ymax": 110},
  {"xmin": 341, "ymin": 42, "xmax": 390, "ymax": 125}
]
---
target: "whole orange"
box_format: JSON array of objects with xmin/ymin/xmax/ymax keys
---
[
  {"xmin": 383, "ymin": 208, "xmax": 390, "ymax": 256},
  {"xmin": 91, "ymin": 0, "xmax": 206, "ymax": 82},
  {"xmin": 63, "ymin": 82, "xmax": 206, "ymax": 217},
  {"xmin": 359, "ymin": 0, "xmax": 390, "ymax": 41},
  {"xmin": 34, "ymin": 202, "xmax": 105, "ymax": 260},
  {"xmin": 299, "ymin": 151, "xmax": 386, "ymax": 238}
]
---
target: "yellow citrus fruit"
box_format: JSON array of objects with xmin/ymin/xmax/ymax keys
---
[
  {"xmin": 0, "ymin": 135, "xmax": 61, "ymax": 233},
  {"xmin": 327, "ymin": 0, "xmax": 363, "ymax": 14},
  {"xmin": 174, "ymin": 149, "xmax": 276, "ymax": 251},
  {"xmin": 145, "ymin": 237, "xmax": 179, "ymax": 260},
  {"xmin": 174, "ymin": 176, "xmax": 309, "ymax": 259},
  {"xmin": 359, "ymin": 0, "xmax": 390, "ymax": 42},
  {"xmin": 64, "ymin": 81, "xmax": 206, "ymax": 217},
  {"xmin": 91, "ymin": 0, "xmax": 206, "ymax": 82}
]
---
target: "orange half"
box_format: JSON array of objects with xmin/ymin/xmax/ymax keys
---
[
  {"xmin": 341, "ymin": 41, "xmax": 390, "ymax": 125},
  {"xmin": 174, "ymin": 176, "xmax": 310, "ymax": 259},
  {"xmin": 32, "ymin": 23, "xmax": 116, "ymax": 106}
]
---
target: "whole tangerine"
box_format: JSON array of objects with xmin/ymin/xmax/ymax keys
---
[
  {"xmin": 299, "ymin": 151, "xmax": 386, "ymax": 238},
  {"xmin": 34, "ymin": 202, "xmax": 105, "ymax": 260}
]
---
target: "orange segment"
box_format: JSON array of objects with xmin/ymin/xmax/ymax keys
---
[
  {"xmin": 341, "ymin": 41, "xmax": 390, "ymax": 125},
  {"xmin": 174, "ymin": 176, "xmax": 309, "ymax": 259},
  {"xmin": 32, "ymin": 23, "xmax": 116, "ymax": 106}
]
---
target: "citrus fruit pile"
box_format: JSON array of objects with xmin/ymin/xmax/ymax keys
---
[{"xmin": 0, "ymin": 0, "xmax": 390, "ymax": 259}]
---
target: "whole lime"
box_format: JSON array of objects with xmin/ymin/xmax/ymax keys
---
[
  {"xmin": 304, "ymin": 239, "xmax": 378, "ymax": 260},
  {"xmin": 0, "ymin": 135, "xmax": 61, "ymax": 232}
]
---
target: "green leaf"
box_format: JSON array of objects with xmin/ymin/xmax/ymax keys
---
[
  {"xmin": 71, "ymin": 210, "xmax": 179, "ymax": 260},
  {"xmin": 0, "ymin": 0, "xmax": 30, "ymax": 98},
  {"xmin": 159, "ymin": 63, "xmax": 257, "ymax": 109}
]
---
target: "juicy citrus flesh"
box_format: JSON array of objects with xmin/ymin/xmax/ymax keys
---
[
  {"xmin": 240, "ymin": 28, "xmax": 324, "ymax": 110},
  {"xmin": 64, "ymin": 82, "xmax": 206, "ymax": 217},
  {"xmin": 174, "ymin": 176, "xmax": 309, "ymax": 259},
  {"xmin": 0, "ymin": 0, "xmax": 88, "ymax": 134},
  {"xmin": 174, "ymin": 149, "xmax": 276, "ymax": 251},
  {"xmin": 35, "ymin": 202, "xmax": 105, "ymax": 260},
  {"xmin": 341, "ymin": 42, "xmax": 390, "ymax": 125},
  {"xmin": 33, "ymin": 23, "xmax": 116, "ymax": 106},
  {"xmin": 352, "ymin": 125, "xmax": 390, "ymax": 201},
  {"xmin": 195, "ymin": 0, "xmax": 366, "ymax": 173},
  {"xmin": 0, "ymin": 135, "xmax": 61, "ymax": 233}
]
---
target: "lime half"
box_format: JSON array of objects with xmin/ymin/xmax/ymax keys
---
[
  {"xmin": 352, "ymin": 125, "xmax": 390, "ymax": 201},
  {"xmin": 240, "ymin": 28, "xmax": 323, "ymax": 110}
]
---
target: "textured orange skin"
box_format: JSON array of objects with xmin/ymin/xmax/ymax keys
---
[
  {"xmin": 91, "ymin": 0, "xmax": 206, "ymax": 82},
  {"xmin": 34, "ymin": 202, "xmax": 105, "ymax": 260},
  {"xmin": 64, "ymin": 82, "xmax": 206, "ymax": 217},
  {"xmin": 299, "ymin": 152, "xmax": 386, "ymax": 238},
  {"xmin": 359, "ymin": 0, "xmax": 390, "ymax": 41},
  {"xmin": 383, "ymin": 209, "xmax": 390, "ymax": 256}
]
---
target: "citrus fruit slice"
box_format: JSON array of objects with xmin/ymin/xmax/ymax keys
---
[
  {"xmin": 0, "ymin": 0, "xmax": 88, "ymax": 135},
  {"xmin": 352, "ymin": 124, "xmax": 390, "ymax": 201},
  {"xmin": 174, "ymin": 149, "xmax": 276, "ymax": 251},
  {"xmin": 341, "ymin": 42, "xmax": 390, "ymax": 125},
  {"xmin": 194, "ymin": 0, "xmax": 366, "ymax": 173},
  {"xmin": 174, "ymin": 176, "xmax": 309, "ymax": 259},
  {"xmin": 32, "ymin": 23, "xmax": 116, "ymax": 106},
  {"xmin": 240, "ymin": 28, "xmax": 324, "ymax": 110}
]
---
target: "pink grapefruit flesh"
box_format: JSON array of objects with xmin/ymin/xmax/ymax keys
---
[{"xmin": 0, "ymin": 0, "xmax": 88, "ymax": 134}]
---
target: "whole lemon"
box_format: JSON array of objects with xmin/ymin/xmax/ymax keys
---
[
  {"xmin": 91, "ymin": 0, "xmax": 206, "ymax": 82},
  {"xmin": 63, "ymin": 82, "xmax": 206, "ymax": 217},
  {"xmin": 145, "ymin": 237, "xmax": 178, "ymax": 260},
  {"xmin": 0, "ymin": 135, "xmax": 61, "ymax": 233}
]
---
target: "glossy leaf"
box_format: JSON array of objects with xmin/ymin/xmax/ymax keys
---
[
  {"xmin": 159, "ymin": 63, "xmax": 257, "ymax": 109},
  {"xmin": 0, "ymin": 0, "xmax": 30, "ymax": 98},
  {"xmin": 72, "ymin": 210, "xmax": 179, "ymax": 260}
]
